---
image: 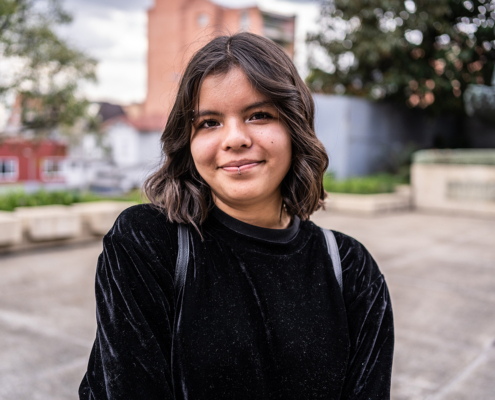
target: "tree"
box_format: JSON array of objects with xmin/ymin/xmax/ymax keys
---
[
  {"xmin": 306, "ymin": 0, "xmax": 495, "ymax": 119},
  {"xmin": 0, "ymin": 0, "xmax": 97, "ymax": 135}
]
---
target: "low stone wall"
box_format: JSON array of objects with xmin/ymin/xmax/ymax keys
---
[
  {"xmin": 72, "ymin": 201, "xmax": 137, "ymax": 236},
  {"xmin": 0, "ymin": 201, "xmax": 136, "ymax": 254},
  {"xmin": 15, "ymin": 205, "xmax": 83, "ymax": 242},
  {"xmin": 325, "ymin": 185, "xmax": 412, "ymax": 215},
  {"xmin": 411, "ymin": 149, "xmax": 495, "ymax": 217},
  {"xmin": 0, "ymin": 211, "xmax": 22, "ymax": 247}
]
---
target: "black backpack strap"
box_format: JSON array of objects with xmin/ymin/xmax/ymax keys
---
[
  {"xmin": 174, "ymin": 224, "xmax": 190, "ymax": 290},
  {"xmin": 321, "ymin": 228, "xmax": 343, "ymax": 293},
  {"xmin": 171, "ymin": 224, "xmax": 190, "ymax": 399}
]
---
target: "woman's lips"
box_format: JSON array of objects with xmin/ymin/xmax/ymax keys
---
[{"xmin": 221, "ymin": 162, "xmax": 262, "ymax": 173}]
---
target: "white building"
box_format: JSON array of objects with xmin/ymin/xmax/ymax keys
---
[{"xmin": 63, "ymin": 102, "xmax": 163, "ymax": 193}]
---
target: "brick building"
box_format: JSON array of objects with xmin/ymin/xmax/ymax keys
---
[
  {"xmin": 1, "ymin": 96, "xmax": 68, "ymax": 186},
  {"xmin": 142, "ymin": 0, "xmax": 295, "ymax": 127},
  {"xmin": 0, "ymin": 139, "xmax": 67, "ymax": 185}
]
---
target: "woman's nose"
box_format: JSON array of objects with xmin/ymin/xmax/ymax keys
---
[{"xmin": 222, "ymin": 119, "xmax": 253, "ymax": 150}]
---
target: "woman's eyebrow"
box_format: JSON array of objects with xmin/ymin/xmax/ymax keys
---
[
  {"xmin": 242, "ymin": 101, "xmax": 273, "ymax": 113},
  {"xmin": 195, "ymin": 101, "xmax": 273, "ymax": 118},
  {"xmin": 195, "ymin": 110, "xmax": 223, "ymax": 118}
]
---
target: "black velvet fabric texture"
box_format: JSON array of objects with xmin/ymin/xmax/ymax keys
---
[{"xmin": 79, "ymin": 204, "xmax": 394, "ymax": 399}]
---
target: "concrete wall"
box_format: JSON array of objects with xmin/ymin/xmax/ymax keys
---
[
  {"xmin": 411, "ymin": 149, "xmax": 495, "ymax": 217},
  {"xmin": 412, "ymin": 163, "xmax": 495, "ymax": 216},
  {"xmin": 313, "ymin": 94, "xmax": 431, "ymax": 179}
]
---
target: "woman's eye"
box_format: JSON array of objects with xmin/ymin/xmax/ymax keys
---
[
  {"xmin": 200, "ymin": 120, "xmax": 218, "ymax": 129},
  {"xmin": 250, "ymin": 112, "xmax": 272, "ymax": 121}
]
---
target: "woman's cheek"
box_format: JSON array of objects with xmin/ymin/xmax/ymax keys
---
[
  {"xmin": 265, "ymin": 127, "xmax": 292, "ymax": 160},
  {"xmin": 191, "ymin": 135, "xmax": 219, "ymax": 171}
]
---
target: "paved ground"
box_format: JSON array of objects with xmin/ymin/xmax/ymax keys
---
[{"xmin": 0, "ymin": 210, "xmax": 494, "ymax": 400}]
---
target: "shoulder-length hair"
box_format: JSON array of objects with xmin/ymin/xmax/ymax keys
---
[{"xmin": 144, "ymin": 32, "xmax": 328, "ymax": 229}]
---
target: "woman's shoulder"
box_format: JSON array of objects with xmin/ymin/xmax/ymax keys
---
[
  {"xmin": 331, "ymin": 230, "xmax": 378, "ymax": 269},
  {"xmin": 333, "ymin": 230, "xmax": 386, "ymax": 302},
  {"xmin": 307, "ymin": 221, "xmax": 374, "ymax": 263},
  {"xmin": 105, "ymin": 203, "xmax": 178, "ymax": 250},
  {"xmin": 308, "ymin": 222, "xmax": 385, "ymax": 302}
]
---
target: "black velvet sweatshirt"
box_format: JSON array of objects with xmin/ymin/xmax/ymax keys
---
[{"xmin": 79, "ymin": 204, "xmax": 394, "ymax": 400}]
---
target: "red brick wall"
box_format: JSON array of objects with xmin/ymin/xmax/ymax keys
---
[{"xmin": 0, "ymin": 140, "xmax": 66, "ymax": 183}]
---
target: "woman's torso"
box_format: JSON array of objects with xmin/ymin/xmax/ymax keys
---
[{"xmin": 174, "ymin": 206, "xmax": 349, "ymax": 399}]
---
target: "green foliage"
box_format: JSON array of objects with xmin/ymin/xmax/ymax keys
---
[
  {"xmin": 122, "ymin": 189, "xmax": 148, "ymax": 204},
  {"xmin": 0, "ymin": 189, "xmax": 147, "ymax": 212},
  {"xmin": 0, "ymin": 0, "xmax": 97, "ymax": 135},
  {"xmin": 307, "ymin": 0, "xmax": 495, "ymax": 116},
  {"xmin": 323, "ymin": 173, "xmax": 407, "ymax": 194},
  {"xmin": 20, "ymin": 84, "xmax": 93, "ymax": 133},
  {"xmin": 0, "ymin": 190, "xmax": 98, "ymax": 211}
]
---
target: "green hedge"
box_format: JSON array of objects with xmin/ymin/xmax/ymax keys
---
[
  {"xmin": 323, "ymin": 173, "xmax": 407, "ymax": 195},
  {"xmin": 413, "ymin": 149, "xmax": 495, "ymax": 165},
  {"xmin": 0, "ymin": 189, "xmax": 146, "ymax": 212}
]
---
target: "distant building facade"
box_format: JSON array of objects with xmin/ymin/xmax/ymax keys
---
[
  {"xmin": 143, "ymin": 0, "xmax": 295, "ymax": 124},
  {"xmin": 0, "ymin": 139, "xmax": 67, "ymax": 186},
  {"xmin": 0, "ymin": 96, "xmax": 69, "ymax": 190}
]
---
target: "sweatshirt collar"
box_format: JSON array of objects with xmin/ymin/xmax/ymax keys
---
[{"xmin": 210, "ymin": 205, "xmax": 300, "ymax": 244}]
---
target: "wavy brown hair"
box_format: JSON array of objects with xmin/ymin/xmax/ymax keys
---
[{"xmin": 144, "ymin": 32, "xmax": 328, "ymax": 229}]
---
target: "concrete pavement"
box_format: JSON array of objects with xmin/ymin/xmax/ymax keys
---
[
  {"xmin": 314, "ymin": 210, "xmax": 495, "ymax": 400},
  {"xmin": 0, "ymin": 210, "xmax": 494, "ymax": 399}
]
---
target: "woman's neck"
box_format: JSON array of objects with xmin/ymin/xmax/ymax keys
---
[{"xmin": 212, "ymin": 195, "xmax": 291, "ymax": 230}]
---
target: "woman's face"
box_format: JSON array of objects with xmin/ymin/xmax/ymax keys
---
[{"xmin": 190, "ymin": 67, "xmax": 292, "ymax": 210}]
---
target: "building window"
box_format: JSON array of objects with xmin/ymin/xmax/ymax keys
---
[
  {"xmin": 197, "ymin": 13, "xmax": 209, "ymax": 28},
  {"xmin": 41, "ymin": 157, "xmax": 65, "ymax": 182},
  {"xmin": 0, "ymin": 158, "xmax": 18, "ymax": 182}
]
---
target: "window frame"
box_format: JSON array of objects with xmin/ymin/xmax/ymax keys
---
[
  {"xmin": 40, "ymin": 156, "xmax": 65, "ymax": 182},
  {"xmin": 0, "ymin": 157, "xmax": 19, "ymax": 182}
]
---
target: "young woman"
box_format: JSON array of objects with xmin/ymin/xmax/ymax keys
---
[{"xmin": 79, "ymin": 32, "xmax": 394, "ymax": 400}]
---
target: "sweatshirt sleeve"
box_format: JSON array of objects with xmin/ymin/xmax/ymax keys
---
[
  {"xmin": 79, "ymin": 207, "xmax": 178, "ymax": 399},
  {"xmin": 334, "ymin": 232, "xmax": 395, "ymax": 400}
]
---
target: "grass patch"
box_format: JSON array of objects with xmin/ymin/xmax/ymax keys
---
[
  {"xmin": 323, "ymin": 173, "xmax": 407, "ymax": 195},
  {"xmin": 0, "ymin": 189, "xmax": 147, "ymax": 212},
  {"xmin": 120, "ymin": 189, "xmax": 147, "ymax": 203}
]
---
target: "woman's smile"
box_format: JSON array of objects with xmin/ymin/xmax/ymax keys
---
[{"xmin": 219, "ymin": 160, "xmax": 265, "ymax": 174}]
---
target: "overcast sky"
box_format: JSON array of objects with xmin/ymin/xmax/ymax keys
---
[{"xmin": 57, "ymin": 0, "xmax": 152, "ymax": 104}]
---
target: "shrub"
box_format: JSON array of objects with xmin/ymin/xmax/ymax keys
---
[
  {"xmin": 0, "ymin": 189, "xmax": 146, "ymax": 212},
  {"xmin": 323, "ymin": 173, "xmax": 407, "ymax": 195}
]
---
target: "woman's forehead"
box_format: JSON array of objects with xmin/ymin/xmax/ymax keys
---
[{"xmin": 197, "ymin": 68, "xmax": 270, "ymax": 112}]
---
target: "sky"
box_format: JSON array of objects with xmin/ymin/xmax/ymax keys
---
[
  {"xmin": 58, "ymin": 0, "xmax": 320, "ymax": 105},
  {"xmin": 60, "ymin": 0, "xmax": 153, "ymax": 104}
]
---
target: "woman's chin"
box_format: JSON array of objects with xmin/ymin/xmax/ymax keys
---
[{"xmin": 214, "ymin": 187, "xmax": 272, "ymax": 207}]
